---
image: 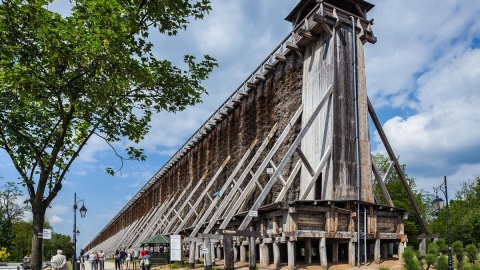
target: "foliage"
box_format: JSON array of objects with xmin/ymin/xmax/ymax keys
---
[
  {"xmin": 0, "ymin": 0, "xmax": 216, "ymax": 268},
  {"xmin": 473, "ymin": 262, "xmax": 480, "ymax": 270},
  {"xmin": 436, "ymin": 239, "xmax": 448, "ymax": 253},
  {"xmin": 378, "ymin": 267, "xmax": 390, "ymax": 270},
  {"xmin": 437, "ymin": 254, "xmax": 449, "ymax": 270},
  {"xmin": 0, "ymin": 181, "xmax": 29, "ymax": 250},
  {"xmin": 372, "ymin": 153, "xmax": 430, "ymax": 248},
  {"xmin": 403, "ymin": 246, "xmax": 421, "ymax": 270},
  {"xmin": 0, "ymin": 247, "xmax": 11, "ymax": 262},
  {"xmin": 453, "ymin": 240, "xmax": 465, "ymax": 269},
  {"xmin": 425, "ymin": 254, "xmax": 437, "ymax": 270},
  {"xmin": 427, "ymin": 241, "xmax": 439, "ymax": 255},
  {"xmin": 465, "ymin": 244, "xmax": 478, "ymax": 265}
]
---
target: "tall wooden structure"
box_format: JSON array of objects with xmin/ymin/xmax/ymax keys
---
[{"xmin": 83, "ymin": 0, "xmax": 428, "ymax": 268}]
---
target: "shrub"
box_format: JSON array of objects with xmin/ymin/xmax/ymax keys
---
[
  {"xmin": 428, "ymin": 241, "xmax": 439, "ymax": 255},
  {"xmin": 0, "ymin": 247, "xmax": 10, "ymax": 262},
  {"xmin": 466, "ymin": 244, "xmax": 478, "ymax": 265},
  {"xmin": 437, "ymin": 239, "xmax": 448, "ymax": 253},
  {"xmin": 425, "ymin": 254, "xmax": 437, "ymax": 270},
  {"xmin": 437, "ymin": 254, "xmax": 449, "ymax": 270},
  {"xmin": 473, "ymin": 262, "xmax": 480, "ymax": 270},
  {"xmin": 378, "ymin": 266, "xmax": 390, "ymax": 270},
  {"xmin": 403, "ymin": 247, "xmax": 420, "ymax": 270},
  {"xmin": 453, "ymin": 240, "xmax": 465, "ymax": 270}
]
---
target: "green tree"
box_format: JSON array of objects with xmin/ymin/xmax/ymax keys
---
[
  {"xmin": 0, "ymin": 181, "xmax": 29, "ymax": 250},
  {"xmin": 372, "ymin": 153, "xmax": 429, "ymax": 248},
  {"xmin": 465, "ymin": 244, "xmax": 478, "ymax": 265},
  {"xmin": 0, "ymin": 1, "xmax": 216, "ymax": 269},
  {"xmin": 453, "ymin": 240, "xmax": 465, "ymax": 270}
]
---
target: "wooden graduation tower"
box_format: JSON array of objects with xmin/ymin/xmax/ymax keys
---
[{"xmin": 84, "ymin": 0, "xmax": 429, "ymax": 268}]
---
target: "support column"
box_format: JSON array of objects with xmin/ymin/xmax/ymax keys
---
[
  {"xmin": 240, "ymin": 244, "xmax": 246, "ymax": 263},
  {"xmin": 204, "ymin": 238, "xmax": 212, "ymax": 270},
  {"xmin": 381, "ymin": 243, "xmax": 388, "ymax": 260},
  {"xmin": 211, "ymin": 242, "xmax": 216, "ymax": 266},
  {"xmin": 224, "ymin": 235, "xmax": 234, "ymax": 270},
  {"xmin": 217, "ymin": 245, "xmax": 222, "ymax": 260},
  {"xmin": 319, "ymin": 237, "xmax": 327, "ymax": 268},
  {"xmin": 260, "ymin": 242, "xmax": 269, "ymax": 267},
  {"xmin": 348, "ymin": 240, "xmax": 355, "ymax": 266},
  {"xmin": 332, "ymin": 242, "xmax": 339, "ymax": 263},
  {"xmin": 287, "ymin": 240, "xmax": 295, "ymax": 270},
  {"xmin": 305, "ymin": 239, "xmax": 312, "ymax": 264},
  {"xmin": 233, "ymin": 244, "xmax": 238, "ymax": 263},
  {"xmin": 374, "ymin": 239, "xmax": 381, "ymax": 264},
  {"xmin": 419, "ymin": 239, "xmax": 426, "ymax": 257},
  {"xmin": 398, "ymin": 242, "xmax": 405, "ymax": 261},
  {"xmin": 189, "ymin": 241, "xmax": 196, "ymax": 269},
  {"xmin": 249, "ymin": 237, "xmax": 256, "ymax": 270},
  {"xmin": 273, "ymin": 242, "xmax": 281, "ymax": 268}
]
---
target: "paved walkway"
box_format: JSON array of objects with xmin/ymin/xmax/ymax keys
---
[{"xmin": 83, "ymin": 261, "xmax": 138, "ymax": 270}]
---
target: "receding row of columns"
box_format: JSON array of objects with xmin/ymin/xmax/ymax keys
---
[{"xmin": 188, "ymin": 238, "xmax": 405, "ymax": 269}]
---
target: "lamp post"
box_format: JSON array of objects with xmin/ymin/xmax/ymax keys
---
[
  {"xmin": 73, "ymin": 193, "xmax": 87, "ymax": 270},
  {"xmin": 432, "ymin": 176, "xmax": 453, "ymax": 270}
]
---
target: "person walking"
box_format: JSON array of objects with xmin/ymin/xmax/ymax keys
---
[
  {"xmin": 114, "ymin": 250, "xmax": 121, "ymax": 270},
  {"xmin": 142, "ymin": 251, "xmax": 151, "ymax": 270},
  {"xmin": 98, "ymin": 250, "xmax": 105, "ymax": 270},
  {"xmin": 51, "ymin": 250, "xmax": 68, "ymax": 270},
  {"xmin": 125, "ymin": 251, "xmax": 132, "ymax": 270},
  {"xmin": 119, "ymin": 249, "xmax": 127, "ymax": 270},
  {"xmin": 88, "ymin": 251, "xmax": 97, "ymax": 270}
]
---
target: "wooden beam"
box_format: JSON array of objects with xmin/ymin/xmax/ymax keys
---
[
  {"xmin": 238, "ymin": 84, "xmax": 333, "ymax": 230},
  {"xmin": 299, "ymin": 144, "xmax": 332, "ymax": 200},
  {"xmin": 371, "ymin": 157, "xmax": 394, "ymax": 207},
  {"xmin": 368, "ymin": 97, "xmax": 429, "ymax": 234}
]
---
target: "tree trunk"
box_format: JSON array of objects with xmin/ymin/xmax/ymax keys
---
[{"xmin": 31, "ymin": 207, "xmax": 46, "ymax": 270}]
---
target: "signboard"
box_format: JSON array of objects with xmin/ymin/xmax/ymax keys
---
[
  {"xmin": 170, "ymin": 234, "xmax": 182, "ymax": 261},
  {"xmin": 202, "ymin": 248, "xmax": 209, "ymax": 254},
  {"xmin": 43, "ymin": 229, "xmax": 52, "ymax": 240},
  {"xmin": 248, "ymin": 210, "xmax": 258, "ymax": 217}
]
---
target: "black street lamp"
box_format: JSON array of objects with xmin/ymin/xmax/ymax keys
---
[
  {"xmin": 432, "ymin": 176, "xmax": 453, "ymax": 270},
  {"xmin": 73, "ymin": 193, "xmax": 87, "ymax": 270}
]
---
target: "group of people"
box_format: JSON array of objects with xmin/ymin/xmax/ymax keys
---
[
  {"xmin": 114, "ymin": 249, "xmax": 151, "ymax": 270},
  {"xmin": 48, "ymin": 248, "xmax": 152, "ymax": 270}
]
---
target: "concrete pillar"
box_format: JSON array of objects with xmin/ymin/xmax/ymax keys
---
[
  {"xmin": 273, "ymin": 242, "xmax": 281, "ymax": 268},
  {"xmin": 189, "ymin": 241, "xmax": 196, "ymax": 269},
  {"xmin": 348, "ymin": 240, "xmax": 356, "ymax": 266},
  {"xmin": 204, "ymin": 238, "xmax": 212, "ymax": 270},
  {"xmin": 419, "ymin": 239, "xmax": 426, "ymax": 257},
  {"xmin": 398, "ymin": 242, "xmax": 405, "ymax": 261},
  {"xmin": 319, "ymin": 237, "xmax": 327, "ymax": 268},
  {"xmin": 233, "ymin": 244, "xmax": 238, "ymax": 263},
  {"xmin": 287, "ymin": 240, "xmax": 295, "ymax": 270},
  {"xmin": 240, "ymin": 244, "xmax": 246, "ymax": 263},
  {"xmin": 381, "ymin": 243, "xmax": 388, "ymax": 260},
  {"xmin": 332, "ymin": 242, "xmax": 339, "ymax": 263},
  {"xmin": 259, "ymin": 243, "xmax": 269, "ymax": 267},
  {"xmin": 305, "ymin": 239, "xmax": 312, "ymax": 264},
  {"xmin": 374, "ymin": 239, "xmax": 381, "ymax": 263}
]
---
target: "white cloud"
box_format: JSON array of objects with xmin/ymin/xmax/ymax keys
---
[{"xmin": 49, "ymin": 215, "xmax": 64, "ymax": 224}]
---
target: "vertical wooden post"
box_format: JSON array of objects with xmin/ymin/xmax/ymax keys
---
[
  {"xmin": 224, "ymin": 235, "xmax": 234, "ymax": 270},
  {"xmin": 273, "ymin": 242, "xmax": 281, "ymax": 268},
  {"xmin": 240, "ymin": 244, "xmax": 246, "ymax": 263},
  {"xmin": 319, "ymin": 237, "xmax": 327, "ymax": 268},
  {"xmin": 348, "ymin": 240, "xmax": 356, "ymax": 266},
  {"xmin": 217, "ymin": 245, "xmax": 222, "ymax": 260},
  {"xmin": 374, "ymin": 239, "xmax": 381, "ymax": 263},
  {"xmin": 249, "ymin": 237, "xmax": 256, "ymax": 270},
  {"xmin": 305, "ymin": 239, "xmax": 312, "ymax": 263},
  {"xmin": 189, "ymin": 241, "xmax": 196, "ymax": 269},
  {"xmin": 287, "ymin": 240, "xmax": 295, "ymax": 270},
  {"xmin": 260, "ymin": 242, "xmax": 269, "ymax": 267},
  {"xmin": 332, "ymin": 242, "xmax": 339, "ymax": 263},
  {"xmin": 204, "ymin": 238, "xmax": 212, "ymax": 270}
]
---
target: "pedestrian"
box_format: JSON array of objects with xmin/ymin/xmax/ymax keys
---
[
  {"xmin": 98, "ymin": 250, "xmax": 105, "ymax": 270},
  {"xmin": 119, "ymin": 249, "xmax": 127, "ymax": 270},
  {"xmin": 125, "ymin": 250, "xmax": 132, "ymax": 270},
  {"xmin": 88, "ymin": 251, "xmax": 97, "ymax": 270},
  {"xmin": 142, "ymin": 250, "xmax": 151, "ymax": 270},
  {"xmin": 114, "ymin": 250, "xmax": 121, "ymax": 270},
  {"xmin": 51, "ymin": 250, "xmax": 68, "ymax": 270}
]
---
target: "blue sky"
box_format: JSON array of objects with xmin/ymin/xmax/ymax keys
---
[{"xmin": 1, "ymin": 0, "xmax": 479, "ymax": 252}]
